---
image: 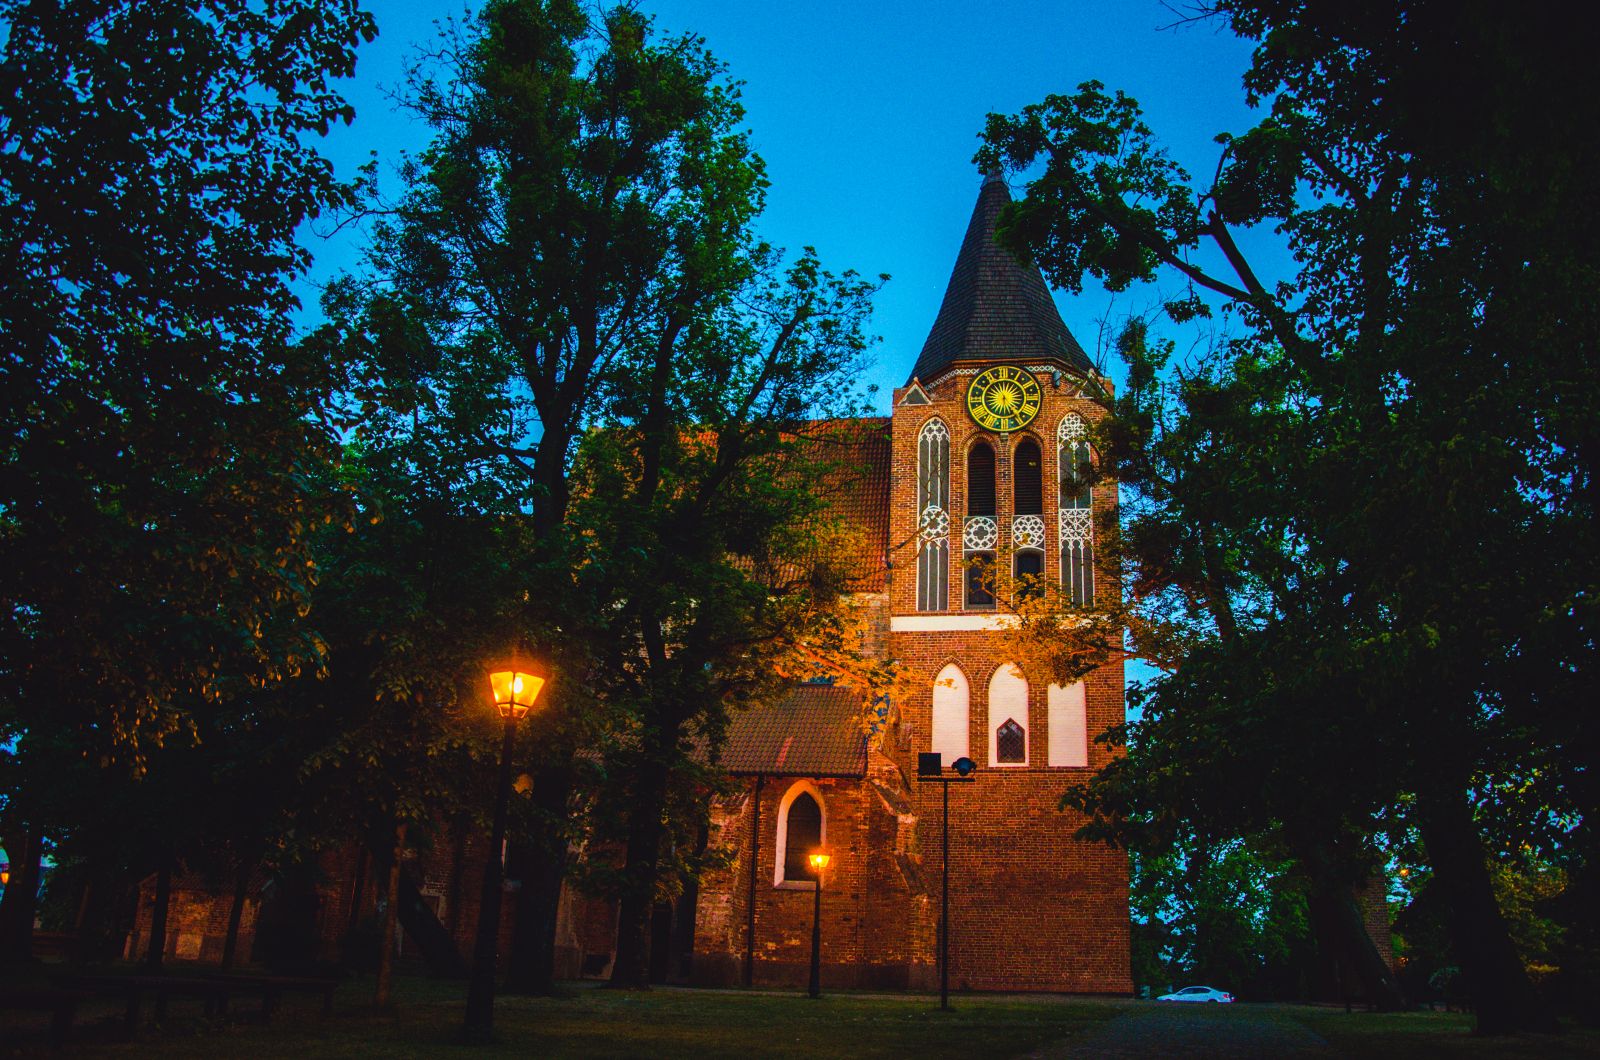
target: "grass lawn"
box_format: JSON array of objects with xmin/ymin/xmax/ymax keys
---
[
  {"xmin": 3, "ymin": 973, "xmax": 1117, "ymax": 1058},
  {"xmin": 7, "ymin": 969, "xmax": 1600, "ymax": 1057},
  {"xmin": 1284, "ymin": 1006, "xmax": 1600, "ymax": 1058}
]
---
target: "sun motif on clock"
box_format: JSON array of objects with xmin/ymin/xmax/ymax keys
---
[{"xmin": 965, "ymin": 365, "xmax": 1042, "ymax": 432}]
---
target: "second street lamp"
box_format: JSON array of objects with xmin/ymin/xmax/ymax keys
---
[
  {"xmin": 463, "ymin": 657, "xmax": 547, "ymax": 1044},
  {"xmin": 916, "ymin": 752, "xmax": 976, "ymax": 1011},
  {"xmin": 807, "ymin": 850, "xmax": 831, "ymax": 999}
]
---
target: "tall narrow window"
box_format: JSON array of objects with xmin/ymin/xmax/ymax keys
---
[
  {"xmin": 1013, "ymin": 438, "xmax": 1046, "ymax": 587},
  {"xmin": 988, "ymin": 664, "xmax": 1029, "ymax": 766},
  {"xmin": 776, "ymin": 783, "xmax": 825, "ymax": 885},
  {"xmin": 1014, "ymin": 438, "xmax": 1043, "ymax": 515},
  {"xmin": 963, "ymin": 440, "xmax": 997, "ymax": 610},
  {"xmin": 1058, "ymin": 414, "xmax": 1094, "ymax": 607},
  {"xmin": 967, "ymin": 442, "xmax": 996, "ymax": 516},
  {"xmin": 931, "ymin": 663, "xmax": 970, "ymax": 763},
  {"xmin": 916, "ymin": 419, "xmax": 950, "ymax": 611},
  {"xmin": 1047, "ymin": 681, "xmax": 1088, "ymax": 768}
]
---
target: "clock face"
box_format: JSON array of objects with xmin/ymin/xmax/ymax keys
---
[{"xmin": 965, "ymin": 365, "xmax": 1042, "ymax": 432}]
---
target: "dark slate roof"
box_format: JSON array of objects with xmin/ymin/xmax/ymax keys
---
[
  {"xmin": 796, "ymin": 417, "xmax": 890, "ymax": 592},
  {"xmin": 909, "ymin": 174, "xmax": 1094, "ymax": 384},
  {"xmin": 719, "ymin": 684, "xmax": 867, "ymax": 777}
]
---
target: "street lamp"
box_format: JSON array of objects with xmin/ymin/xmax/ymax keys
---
[
  {"xmin": 916, "ymin": 752, "xmax": 976, "ymax": 1011},
  {"xmin": 463, "ymin": 657, "xmax": 548, "ymax": 1043},
  {"xmin": 807, "ymin": 850, "xmax": 831, "ymax": 999}
]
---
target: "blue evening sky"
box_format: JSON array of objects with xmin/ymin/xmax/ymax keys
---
[
  {"xmin": 300, "ymin": 1, "xmax": 1279, "ymax": 699},
  {"xmin": 301, "ymin": 0, "xmax": 1276, "ymax": 405}
]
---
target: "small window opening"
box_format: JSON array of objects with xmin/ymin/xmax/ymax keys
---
[
  {"xmin": 1014, "ymin": 550, "xmax": 1044, "ymax": 601},
  {"xmin": 997, "ymin": 719, "xmax": 1026, "ymax": 763},
  {"xmin": 966, "ymin": 552, "xmax": 996, "ymax": 609}
]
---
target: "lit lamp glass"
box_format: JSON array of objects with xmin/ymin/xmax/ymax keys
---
[
  {"xmin": 808, "ymin": 851, "xmax": 831, "ymax": 876},
  {"xmin": 489, "ymin": 668, "xmax": 546, "ymax": 721}
]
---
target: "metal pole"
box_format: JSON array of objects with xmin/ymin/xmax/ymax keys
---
[
  {"xmin": 940, "ymin": 779, "xmax": 950, "ymax": 1011},
  {"xmin": 746, "ymin": 775, "xmax": 763, "ymax": 987},
  {"xmin": 808, "ymin": 866, "xmax": 823, "ymax": 999},
  {"xmin": 464, "ymin": 715, "xmax": 517, "ymax": 1042}
]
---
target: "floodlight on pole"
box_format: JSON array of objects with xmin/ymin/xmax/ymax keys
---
[{"xmin": 915, "ymin": 751, "xmax": 976, "ymax": 1011}]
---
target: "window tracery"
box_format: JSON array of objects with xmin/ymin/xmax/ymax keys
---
[
  {"xmin": 1058, "ymin": 414, "xmax": 1094, "ymax": 607},
  {"xmin": 917, "ymin": 419, "xmax": 950, "ymax": 611}
]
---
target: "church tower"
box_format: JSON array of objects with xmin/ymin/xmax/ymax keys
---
[
  {"xmin": 885, "ymin": 172, "xmax": 1130, "ymax": 991},
  {"xmin": 679, "ymin": 172, "xmax": 1130, "ymax": 994}
]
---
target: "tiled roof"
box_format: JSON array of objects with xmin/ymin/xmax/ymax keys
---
[
  {"xmin": 788, "ymin": 417, "xmax": 890, "ymax": 592},
  {"xmin": 719, "ymin": 683, "xmax": 868, "ymax": 777},
  {"xmin": 909, "ymin": 175, "xmax": 1095, "ymax": 384}
]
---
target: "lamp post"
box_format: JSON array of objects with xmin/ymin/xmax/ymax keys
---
[
  {"xmin": 463, "ymin": 659, "xmax": 547, "ymax": 1044},
  {"xmin": 916, "ymin": 752, "xmax": 976, "ymax": 1011},
  {"xmin": 807, "ymin": 850, "xmax": 830, "ymax": 999}
]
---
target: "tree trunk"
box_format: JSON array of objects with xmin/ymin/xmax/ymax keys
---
[
  {"xmin": 1295, "ymin": 838, "xmax": 1407, "ymax": 1011},
  {"xmin": 70, "ymin": 879, "xmax": 95, "ymax": 967},
  {"xmin": 0, "ymin": 825, "xmax": 42, "ymax": 965},
  {"xmin": 345, "ymin": 845, "xmax": 369, "ymax": 938},
  {"xmin": 609, "ymin": 758, "xmax": 670, "ymax": 989},
  {"xmin": 1416, "ymin": 784, "xmax": 1558, "ymax": 1034},
  {"xmin": 374, "ymin": 825, "xmax": 404, "ymax": 1007},
  {"xmin": 445, "ymin": 818, "xmax": 467, "ymax": 942},
  {"xmin": 220, "ymin": 863, "xmax": 251, "ymax": 972},
  {"xmin": 145, "ymin": 860, "xmax": 173, "ymax": 970},
  {"xmin": 505, "ymin": 764, "xmax": 572, "ymax": 995}
]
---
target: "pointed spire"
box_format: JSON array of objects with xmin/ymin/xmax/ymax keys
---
[{"xmin": 908, "ymin": 175, "xmax": 1093, "ymax": 385}]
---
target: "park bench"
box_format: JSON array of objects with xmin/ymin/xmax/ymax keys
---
[
  {"xmin": 0, "ymin": 985, "xmax": 97, "ymax": 1049},
  {"xmin": 55, "ymin": 973, "xmax": 232, "ymax": 1029}
]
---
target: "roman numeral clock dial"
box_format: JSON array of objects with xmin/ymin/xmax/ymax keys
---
[{"xmin": 965, "ymin": 365, "xmax": 1042, "ymax": 432}]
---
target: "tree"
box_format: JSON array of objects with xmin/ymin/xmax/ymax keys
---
[
  {"xmin": 335, "ymin": 0, "xmax": 889, "ymax": 991},
  {"xmin": 0, "ymin": 0, "xmax": 375, "ymax": 958},
  {"xmin": 981, "ymin": 0, "xmax": 1598, "ymax": 1033},
  {"xmin": 568, "ymin": 249, "xmax": 887, "ymax": 987}
]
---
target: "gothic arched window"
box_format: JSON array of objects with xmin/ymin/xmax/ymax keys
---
[
  {"xmin": 1047, "ymin": 681, "xmax": 1088, "ymax": 768},
  {"xmin": 1058, "ymin": 414, "xmax": 1094, "ymax": 607},
  {"xmin": 775, "ymin": 783, "xmax": 825, "ymax": 886},
  {"xmin": 917, "ymin": 419, "xmax": 951, "ymax": 611},
  {"xmin": 1011, "ymin": 438, "xmax": 1047, "ymax": 590},
  {"xmin": 931, "ymin": 663, "xmax": 970, "ymax": 763},
  {"xmin": 988, "ymin": 664, "xmax": 1029, "ymax": 766},
  {"xmin": 963, "ymin": 440, "xmax": 998, "ymax": 609}
]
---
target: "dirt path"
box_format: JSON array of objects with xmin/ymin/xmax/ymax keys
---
[{"xmin": 1019, "ymin": 1002, "xmax": 1332, "ymax": 1059}]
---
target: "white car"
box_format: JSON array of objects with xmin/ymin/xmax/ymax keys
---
[{"xmin": 1156, "ymin": 985, "xmax": 1235, "ymax": 1003}]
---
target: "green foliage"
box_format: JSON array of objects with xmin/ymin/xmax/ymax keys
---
[
  {"xmin": 1132, "ymin": 830, "xmax": 1311, "ymax": 998},
  {"xmin": 984, "ymin": 0, "xmax": 1598, "ymax": 1027},
  {"xmin": 0, "ymin": 0, "xmax": 375, "ymax": 765}
]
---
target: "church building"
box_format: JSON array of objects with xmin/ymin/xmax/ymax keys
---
[
  {"xmin": 672, "ymin": 171, "xmax": 1131, "ymax": 993},
  {"xmin": 122, "ymin": 172, "xmax": 1132, "ymax": 996}
]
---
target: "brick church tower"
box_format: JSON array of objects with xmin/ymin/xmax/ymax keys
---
[{"xmin": 681, "ymin": 172, "xmax": 1132, "ymax": 993}]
